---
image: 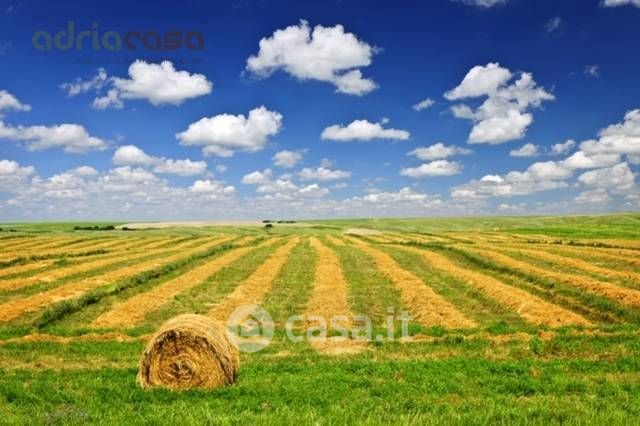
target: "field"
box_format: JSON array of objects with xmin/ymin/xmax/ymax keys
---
[{"xmin": 1, "ymin": 214, "xmax": 640, "ymax": 424}]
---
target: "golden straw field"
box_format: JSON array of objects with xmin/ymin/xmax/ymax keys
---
[{"xmin": 1, "ymin": 214, "xmax": 640, "ymax": 423}]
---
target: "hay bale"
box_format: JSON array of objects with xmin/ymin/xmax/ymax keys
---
[{"xmin": 138, "ymin": 314, "xmax": 239, "ymax": 390}]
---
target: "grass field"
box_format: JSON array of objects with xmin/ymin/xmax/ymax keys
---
[{"xmin": 1, "ymin": 214, "xmax": 640, "ymax": 424}]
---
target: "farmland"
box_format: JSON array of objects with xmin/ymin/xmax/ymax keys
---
[{"xmin": 1, "ymin": 214, "xmax": 640, "ymax": 423}]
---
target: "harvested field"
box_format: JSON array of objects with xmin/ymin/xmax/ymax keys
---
[
  {"xmin": 0, "ymin": 237, "xmax": 209, "ymax": 292},
  {"xmin": 91, "ymin": 237, "xmax": 267, "ymax": 328},
  {"xmin": 346, "ymin": 237, "xmax": 476, "ymax": 328},
  {"xmin": 399, "ymin": 246, "xmax": 589, "ymax": 327},
  {"xmin": 498, "ymin": 246, "xmax": 640, "ymax": 286},
  {"xmin": 461, "ymin": 246, "xmax": 640, "ymax": 309},
  {"xmin": 208, "ymin": 238, "xmax": 300, "ymax": 321},
  {"xmin": 0, "ymin": 238, "xmax": 232, "ymax": 322},
  {"xmin": 305, "ymin": 238, "xmax": 353, "ymax": 329},
  {"xmin": 2, "ymin": 215, "xmax": 640, "ymax": 423}
]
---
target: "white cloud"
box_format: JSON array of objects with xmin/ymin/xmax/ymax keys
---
[
  {"xmin": 451, "ymin": 108, "xmax": 640, "ymax": 202},
  {"xmin": 112, "ymin": 145, "xmax": 155, "ymax": 166},
  {"xmin": 153, "ymin": 159, "xmax": 207, "ymax": 177},
  {"xmin": 0, "ymin": 160, "xmax": 35, "ymax": 176},
  {"xmin": 445, "ymin": 63, "xmax": 554, "ymax": 144},
  {"xmin": 602, "ymin": 0, "xmax": 640, "ymax": 7},
  {"xmin": 215, "ymin": 164, "xmax": 227, "ymax": 173},
  {"xmin": 578, "ymin": 162, "xmax": 635, "ymax": 192},
  {"xmin": 177, "ymin": 106, "xmax": 283, "ymax": 157},
  {"xmin": 63, "ymin": 61, "xmax": 212, "ymax": 109},
  {"xmin": 445, "ymin": 63, "xmax": 512, "ymax": 100},
  {"xmin": 0, "ymin": 121, "xmax": 106, "ymax": 153},
  {"xmin": 455, "ymin": 0, "xmax": 507, "ymax": 7},
  {"xmin": 400, "ymin": 160, "xmax": 462, "ymax": 178},
  {"xmin": 298, "ymin": 166, "xmax": 351, "ymax": 181},
  {"xmin": 241, "ymin": 168, "xmax": 330, "ymax": 200},
  {"xmin": 189, "ymin": 179, "xmax": 235, "ymax": 197},
  {"xmin": 0, "ymin": 90, "xmax": 31, "ymax": 115},
  {"xmin": 412, "ymin": 98, "xmax": 435, "ymax": 111},
  {"xmin": 61, "ymin": 68, "xmax": 108, "ymax": 96},
  {"xmin": 93, "ymin": 89, "xmax": 123, "ymax": 110},
  {"xmin": 579, "ymin": 109, "xmax": 640, "ymax": 157},
  {"xmin": 408, "ymin": 143, "xmax": 471, "ymax": 160},
  {"xmin": 273, "ymin": 150, "xmax": 304, "ymax": 168},
  {"xmin": 584, "ymin": 65, "xmax": 600, "ymax": 78},
  {"xmin": 297, "ymin": 183, "xmax": 330, "ymax": 198},
  {"xmin": 0, "ymin": 159, "xmax": 35, "ymax": 192},
  {"xmin": 321, "ymin": 119, "xmax": 410, "ymax": 142},
  {"xmin": 550, "ymin": 139, "xmax": 576, "ymax": 156},
  {"xmin": 575, "ymin": 189, "xmax": 611, "ymax": 204},
  {"xmin": 452, "ymin": 160, "xmax": 572, "ymax": 200},
  {"xmin": 70, "ymin": 166, "xmax": 98, "ymax": 176},
  {"xmin": 241, "ymin": 169, "xmax": 273, "ymax": 185},
  {"xmin": 509, "ymin": 143, "xmax": 539, "ymax": 157},
  {"xmin": 561, "ymin": 151, "xmax": 621, "ymax": 169},
  {"xmin": 246, "ymin": 20, "xmax": 378, "ymax": 95},
  {"xmin": 112, "ymin": 145, "xmax": 207, "ymax": 176},
  {"xmin": 527, "ymin": 161, "xmax": 573, "ymax": 180}
]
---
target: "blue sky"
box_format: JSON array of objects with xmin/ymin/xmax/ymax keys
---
[{"xmin": 0, "ymin": 0, "xmax": 639, "ymax": 220}]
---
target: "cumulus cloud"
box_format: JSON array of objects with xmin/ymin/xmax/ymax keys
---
[
  {"xmin": 408, "ymin": 143, "xmax": 472, "ymax": 160},
  {"xmin": 273, "ymin": 150, "xmax": 304, "ymax": 168},
  {"xmin": 241, "ymin": 169, "xmax": 273, "ymax": 185},
  {"xmin": 176, "ymin": 106, "xmax": 283, "ymax": 157},
  {"xmin": 0, "ymin": 90, "xmax": 31, "ymax": 115},
  {"xmin": 452, "ymin": 109, "xmax": 640, "ymax": 202},
  {"xmin": 509, "ymin": 143, "xmax": 539, "ymax": 157},
  {"xmin": 445, "ymin": 63, "xmax": 554, "ymax": 144},
  {"xmin": 400, "ymin": 160, "xmax": 462, "ymax": 178},
  {"xmin": 578, "ymin": 162, "xmax": 635, "ymax": 193},
  {"xmin": 241, "ymin": 168, "xmax": 330, "ymax": 199},
  {"xmin": 298, "ymin": 166, "xmax": 351, "ymax": 181},
  {"xmin": 579, "ymin": 109, "xmax": 640, "ymax": 157},
  {"xmin": 112, "ymin": 145, "xmax": 155, "ymax": 166},
  {"xmin": 246, "ymin": 20, "xmax": 378, "ymax": 95},
  {"xmin": 189, "ymin": 179, "xmax": 235, "ymax": 198},
  {"xmin": 0, "ymin": 159, "xmax": 35, "ymax": 192},
  {"xmin": 602, "ymin": 0, "xmax": 640, "ymax": 7},
  {"xmin": 550, "ymin": 139, "xmax": 576, "ymax": 156},
  {"xmin": 412, "ymin": 98, "xmax": 435, "ymax": 111},
  {"xmin": 62, "ymin": 61, "xmax": 212, "ymax": 109},
  {"xmin": 0, "ymin": 121, "xmax": 106, "ymax": 153},
  {"xmin": 112, "ymin": 145, "xmax": 207, "ymax": 176},
  {"xmin": 575, "ymin": 188, "xmax": 611, "ymax": 204},
  {"xmin": 321, "ymin": 119, "xmax": 410, "ymax": 142},
  {"xmin": 561, "ymin": 151, "xmax": 620, "ymax": 169}
]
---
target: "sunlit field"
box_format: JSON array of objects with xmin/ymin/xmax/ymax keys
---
[{"xmin": 0, "ymin": 214, "xmax": 639, "ymax": 423}]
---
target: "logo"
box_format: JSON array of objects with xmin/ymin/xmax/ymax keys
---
[
  {"xmin": 226, "ymin": 304, "xmax": 275, "ymax": 353},
  {"xmin": 32, "ymin": 21, "xmax": 205, "ymax": 52}
]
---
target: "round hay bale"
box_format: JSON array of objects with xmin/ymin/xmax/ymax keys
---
[{"xmin": 137, "ymin": 314, "xmax": 239, "ymax": 390}]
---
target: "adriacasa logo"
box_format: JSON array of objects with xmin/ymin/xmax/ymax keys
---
[{"xmin": 32, "ymin": 21, "xmax": 205, "ymax": 51}]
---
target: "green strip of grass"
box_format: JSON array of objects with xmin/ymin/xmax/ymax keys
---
[{"xmin": 379, "ymin": 245, "xmax": 532, "ymax": 333}]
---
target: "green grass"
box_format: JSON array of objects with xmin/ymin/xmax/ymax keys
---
[{"xmin": 2, "ymin": 333, "xmax": 640, "ymax": 424}]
